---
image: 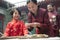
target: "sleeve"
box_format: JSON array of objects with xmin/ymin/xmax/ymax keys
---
[
  {"xmin": 4, "ymin": 22, "xmax": 11, "ymax": 37},
  {"xmin": 27, "ymin": 13, "xmax": 34, "ymax": 31},
  {"xmin": 37, "ymin": 9, "xmax": 49, "ymax": 31},
  {"xmin": 36, "ymin": 21, "xmax": 49, "ymax": 34},
  {"xmin": 21, "ymin": 21, "xmax": 28, "ymax": 35},
  {"xmin": 39, "ymin": 23, "xmax": 49, "ymax": 30},
  {"xmin": 36, "ymin": 21, "xmax": 49, "ymax": 31}
]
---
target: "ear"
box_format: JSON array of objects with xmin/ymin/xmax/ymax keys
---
[{"xmin": 36, "ymin": 4, "xmax": 38, "ymax": 6}]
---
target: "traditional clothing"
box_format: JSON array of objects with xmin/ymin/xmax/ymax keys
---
[
  {"xmin": 44, "ymin": 11, "xmax": 60, "ymax": 37},
  {"xmin": 4, "ymin": 19, "xmax": 28, "ymax": 37},
  {"xmin": 28, "ymin": 8, "xmax": 60, "ymax": 37}
]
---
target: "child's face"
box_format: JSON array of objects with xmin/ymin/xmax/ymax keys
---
[{"xmin": 13, "ymin": 10, "xmax": 20, "ymax": 20}]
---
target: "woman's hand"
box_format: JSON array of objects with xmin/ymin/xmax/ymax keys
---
[
  {"xmin": 25, "ymin": 23, "xmax": 34, "ymax": 27},
  {"xmin": 33, "ymin": 22, "xmax": 40, "ymax": 27},
  {"xmin": 25, "ymin": 22, "xmax": 40, "ymax": 28}
]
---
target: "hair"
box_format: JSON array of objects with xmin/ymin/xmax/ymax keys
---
[
  {"xmin": 10, "ymin": 8, "xmax": 21, "ymax": 16},
  {"xmin": 48, "ymin": 3, "xmax": 55, "ymax": 7},
  {"xmin": 27, "ymin": 0, "xmax": 37, "ymax": 5}
]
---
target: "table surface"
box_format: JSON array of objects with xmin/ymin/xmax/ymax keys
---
[{"xmin": 0, "ymin": 37, "xmax": 60, "ymax": 40}]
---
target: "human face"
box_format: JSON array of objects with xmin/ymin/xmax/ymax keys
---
[
  {"xmin": 13, "ymin": 9, "xmax": 20, "ymax": 20},
  {"xmin": 27, "ymin": 1, "xmax": 38, "ymax": 14},
  {"xmin": 47, "ymin": 5, "xmax": 54, "ymax": 12}
]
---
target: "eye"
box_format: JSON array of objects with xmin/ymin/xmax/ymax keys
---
[
  {"xmin": 15, "ymin": 12, "xmax": 17, "ymax": 14},
  {"xmin": 28, "ymin": 7, "xmax": 31, "ymax": 9}
]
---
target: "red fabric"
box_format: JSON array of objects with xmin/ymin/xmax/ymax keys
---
[
  {"xmin": 28, "ymin": 8, "xmax": 60, "ymax": 37},
  {"xmin": 4, "ymin": 19, "xmax": 28, "ymax": 37}
]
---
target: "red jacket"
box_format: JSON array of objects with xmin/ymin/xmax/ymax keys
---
[{"xmin": 4, "ymin": 19, "xmax": 28, "ymax": 37}]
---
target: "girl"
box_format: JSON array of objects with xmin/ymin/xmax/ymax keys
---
[{"xmin": 4, "ymin": 8, "xmax": 28, "ymax": 37}]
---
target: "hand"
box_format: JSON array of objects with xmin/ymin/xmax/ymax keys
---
[
  {"xmin": 25, "ymin": 23, "xmax": 34, "ymax": 27},
  {"xmin": 33, "ymin": 22, "xmax": 40, "ymax": 27},
  {"xmin": 25, "ymin": 23, "xmax": 40, "ymax": 28}
]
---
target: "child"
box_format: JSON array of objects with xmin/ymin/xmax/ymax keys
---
[{"xmin": 4, "ymin": 8, "xmax": 28, "ymax": 37}]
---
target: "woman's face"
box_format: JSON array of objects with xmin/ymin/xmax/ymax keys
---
[
  {"xmin": 47, "ymin": 5, "xmax": 54, "ymax": 12},
  {"xmin": 13, "ymin": 9, "xmax": 20, "ymax": 20},
  {"xmin": 27, "ymin": 2, "xmax": 38, "ymax": 14}
]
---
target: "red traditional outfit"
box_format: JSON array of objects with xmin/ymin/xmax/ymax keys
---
[{"xmin": 4, "ymin": 19, "xmax": 28, "ymax": 37}]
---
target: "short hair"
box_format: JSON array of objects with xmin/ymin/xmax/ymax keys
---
[
  {"xmin": 27, "ymin": 0, "xmax": 37, "ymax": 5},
  {"xmin": 10, "ymin": 8, "xmax": 21, "ymax": 16},
  {"xmin": 48, "ymin": 3, "xmax": 55, "ymax": 7}
]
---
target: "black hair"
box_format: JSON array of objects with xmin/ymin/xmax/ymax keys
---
[
  {"xmin": 27, "ymin": 0, "xmax": 37, "ymax": 5},
  {"xmin": 48, "ymin": 3, "xmax": 55, "ymax": 7},
  {"xmin": 10, "ymin": 8, "xmax": 21, "ymax": 16}
]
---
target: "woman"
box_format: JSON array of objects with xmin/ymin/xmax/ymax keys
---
[
  {"xmin": 26, "ymin": 0, "xmax": 49, "ymax": 35},
  {"xmin": 4, "ymin": 8, "xmax": 28, "ymax": 37},
  {"xmin": 26, "ymin": 0, "xmax": 60, "ymax": 37},
  {"xmin": 46, "ymin": 3, "xmax": 60, "ymax": 37}
]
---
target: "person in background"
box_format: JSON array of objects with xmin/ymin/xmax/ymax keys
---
[
  {"xmin": 46, "ymin": 3, "xmax": 60, "ymax": 37},
  {"xmin": 4, "ymin": 8, "xmax": 28, "ymax": 37},
  {"xmin": 26, "ymin": 0, "xmax": 49, "ymax": 35}
]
